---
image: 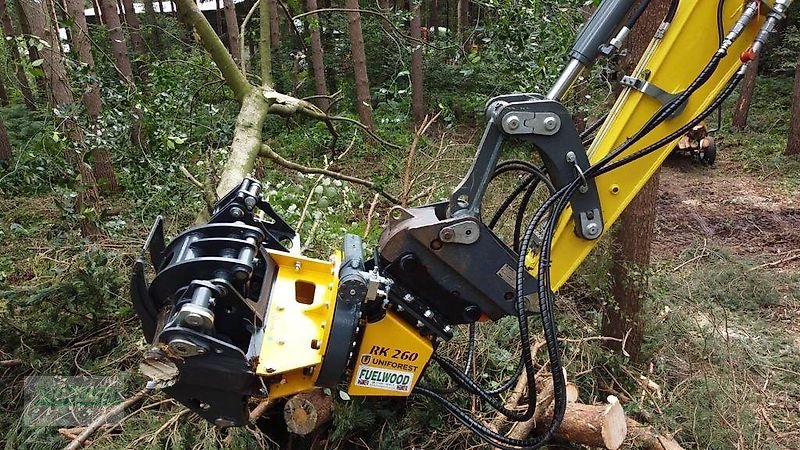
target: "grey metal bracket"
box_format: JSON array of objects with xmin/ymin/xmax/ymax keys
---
[
  {"xmin": 620, "ymin": 75, "xmax": 687, "ymax": 118},
  {"xmin": 448, "ymin": 93, "xmax": 604, "ymax": 241}
]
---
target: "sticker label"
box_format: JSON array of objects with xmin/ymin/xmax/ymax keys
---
[
  {"xmin": 354, "ymin": 365, "xmax": 414, "ymax": 392},
  {"xmin": 497, "ymin": 264, "xmax": 516, "ymax": 288}
]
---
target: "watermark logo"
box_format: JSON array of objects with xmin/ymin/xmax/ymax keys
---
[{"xmin": 23, "ymin": 375, "xmax": 127, "ymax": 427}]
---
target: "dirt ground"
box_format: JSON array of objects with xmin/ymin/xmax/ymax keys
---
[{"xmin": 654, "ymin": 155, "xmax": 800, "ymax": 271}]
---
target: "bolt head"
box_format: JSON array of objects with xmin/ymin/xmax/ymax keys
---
[
  {"xmin": 543, "ymin": 116, "xmax": 558, "ymax": 131},
  {"xmin": 230, "ymin": 207, "xmax": 244, "ymax": 218},
  {"xmin": 441, "ymin": 229, "xmax": 455, "ymax": 241}
]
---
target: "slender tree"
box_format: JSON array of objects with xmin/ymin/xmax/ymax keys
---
[
  {"xmin": 0, "ymin": 73, "xmax": 8, "ymax": 106},
  {"xmin": 223, "ymin": 0, "xmax": 240, "ymax": 62},
  {"xmin": 268, "ymin": 0, "xmax": 280, "ymax": 48},
  {"xmin": 732, "ymin": 56, "xmax": 758, "ymax": 130},
  {"xmin": 305, "ymin": 0, "xmax": 329, "ymax": 111},
  {"xmin": 121, "ymin": 0, "xmax": 149, "ymax": 78},
  {"xmin": 0, "ymin": 0, "xmax": 35, "ymax": 109},
  {"xmin": 602, "ymin": 0, "xmax": 672, "ymax": 362},
  {"xmin": 142, "ymin": 0, "xmax": 162, "ymax": 50},
  {"xmin": 787, "ymin": 55, "xmax": 800, "ymax": 156},
  {"xmin": 98, "ymin": 0, "xmax": 134, "ymax": 82},
  {"xmin": 430, "ymin": 0, "xmax": 439, "ymax": 36},
  {"xmin": 344, "ymin": 0, "xmax": 375, "ymax": 130},
  {"xmin": 457, "ymin": 0, "xmax": 468, "ymax": 44},
  {"xmin": 65, "ymin": 0, "xmax": 120, "ymax": 192},
  {"xmin": 0, "ymin": 118, "xmax": 11, "ymax": 164},
  {"xmin": 410, "ymin": 0, "xmax": 424, "ymax": 124},
  {"xmin": 19, "ymin": 0, "xmax": 101, "ymax": 237},
  {"xmin": 92, "ymin": 0, "xmax": 103, "ymax": 24},
  {"xmin": 16, "ymin": 5, "xmax": 47, "ymax": 96}
]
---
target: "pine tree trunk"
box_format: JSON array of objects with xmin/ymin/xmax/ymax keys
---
[
  {"xmin": 410, "ymin": 0, "xmax": 424, "ymax": 124},
  {"xmin": 602, "ymin": 0, "xmax": 672, "ymax": 362},
  {"xmin": 16, "ymin": 6, "xmax": 48, "ymax": 98},
  {"xmin": 222, "ymin": 0, "xmax": 239, "ymax": 63},
  {"xmin": 344, "ymin": 0, "xmax": 375, "ymax": 130},
  {"xmin": 92, "ymin": 0, "xmax": 103, "ymax": 24},
  {"xmin": 98, "ymin": 0, "xmax": 134, "ymax": 82},
  {"xmin": 0, "ymin": 118, "xmax": 11, "ymax": 163},
  {"xmin": 305, "ymin": 0, "xmax": 329, "ymax": 111},
  {"xmin": 786, "ymin": 56, "xmax": 800, "ymax": 156},
  {"xmin": 215, "ymin": 0, "xmax": 222, "ymax": 35},
  {"xmin": 457, "ymin": 0, "xmax": 468, "ymax": 45},
  {"xmin": 65, "ymin": 0, "xmax": 120, "ymax": 193},
  {"xmin": 0, "ymin": 71, "xmax": 8, "ymax": 106},
  {"xmin": 268, "ymin": 0, "xmax": 280, "ymax": 48},
  {"xmin": 19, "ymin": 0, "xmax": 102, "ymax": 237},
  {"xmin": 732, "ymin": 56, "xmax": 758, "ymax": 130},
  {"xmin": 430, "ymin": 0, "xmax": 439, "ymax": 36},
  {"xmin": 121, "ymin": 0, "xmax": 149, "ymax": 79},
  {"xmin": 143, "ymin": 0, "xmax": 162, "ymax": 51},
  {"xmin": 0, "ymin": 0, "xmax": 36, "ymax": 110}
]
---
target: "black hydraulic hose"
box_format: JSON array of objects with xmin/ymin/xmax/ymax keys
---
[
  {"xmin": 664, "ymin": 0, "xmax": 679, "ymax": 23},
  {"xmin": 580, "ymin": 111, "xmax": 609, "ymax": 140},
  {"xmin": 625, "ymin": 0, "xmax": 654, "ymax": 29}
]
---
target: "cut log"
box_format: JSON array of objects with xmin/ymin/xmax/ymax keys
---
[
  {"xmin": 626, "ymin": 418, "xmax": 685, "ymax": 450},
  {"xmin": 536, "ymin": 395, "xmax": 627, "ymax": 450},
  {"xmin": 283, "ymin": 389, "xmax": 333, "ymax": 435}
]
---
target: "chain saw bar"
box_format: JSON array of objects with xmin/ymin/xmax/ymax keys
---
[{"xmin": 448, "ymin": 94, "xmax": 604, "ymax": 240}]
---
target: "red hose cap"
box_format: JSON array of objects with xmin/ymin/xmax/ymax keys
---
[{"xmin": 740, "ymin": 48, "xmax": 757, "ymax": 62}]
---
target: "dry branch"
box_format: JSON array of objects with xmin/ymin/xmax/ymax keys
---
[
  {"xmin": 259, "ymin": 144, "xmax": 400, "ymax": 203},
  {"xmin": 63, "ymin": 389, "xmax": 149, "ymax": 450},
  {"xmin": 626, "ymin": 418, "xmax": 685, "ymax": 450}
]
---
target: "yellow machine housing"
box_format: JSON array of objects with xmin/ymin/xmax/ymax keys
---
[
  {"xmin": 347, "ymin": 311, "xmax": 433, "ymax": 396},
  {"xmin": 255, "ymin": 249, "xmax": 340, "ymax": 399}
]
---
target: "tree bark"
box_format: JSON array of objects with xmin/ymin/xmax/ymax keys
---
[
  {"xmin": 732, "ymin": 56, "xmax": 758, "ymax": 130},
  {"xmin": 98, "ymin": 0, "xmax": 134, "ymax": 82},
  {"xmin": 786, "ymin": 55, "xmax": 800, "ymax": 156},
  {"xmin": 223, "ymin": 0, "xmax": 240, "ymax": 63},
  {"xmin": 16, "ymin": 5, "xmax": 48, "ymax": 97},
  {"xmin": 65, "ymin": 0, "xmax": 120, "ymax": 193},
  {"xmin": 344, "ymin": 0, "xmax": 375, "ymax": 130},
  {"xmin": 430, "ymin": 0, "xmax": 439, "ymax": 36},
  {"xmin": 410, "ymin": 0, "xmax": 424, "ymax": 124},
  {"xmin": 93, "ymin": 0, "xmax": 103, "ymax": 24},
  {"xmin": 0, "ymin": 118, "xmax": 11, "ymax": 163},
  {"xmin": 602, "ymin": 0, "xmax": 671, "ymax": 362},
  {"xmin": 283, "ymin": 389, "xmax": 333, "ymax": 435},
  {"xmin": 121, "ymin": 0, "xmax": 149, "ymax": 79},
  {"xmin": 456, "ymin": 0, "xmax": 468, "ymax": 44},
  {"xmin": 535, "ymin": 396, "xmax": 627, "ymax": 450},
  {"xmin": 19, "ymin": 0, "xmax": 102, "ymax": 237},
  {"xmin": 268, "ymin": 0, "xmax": 280, "ymax": 48},
  {"xmin": 142, "ymin": 0, "xmax": 162, "ymax": 51},
  {"xmin": 0, "ymin": 0, "xmax": 36, "ymax": 110},
  {"xmin": 0, "ymin": 72, "xmax": 8, "ymax": 106},
  {"xmin": 305, "ymin": 0, "xmax": 329, "ymax": 111}
]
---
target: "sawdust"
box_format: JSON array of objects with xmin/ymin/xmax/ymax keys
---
[{"xmin": 653, "ymin": 156, "xmax": 800, "ymax": 270}]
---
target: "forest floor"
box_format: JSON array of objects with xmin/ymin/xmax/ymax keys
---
[{"xmin": 633, "ymin": 146, "xmax": 800, "ymax": 449}]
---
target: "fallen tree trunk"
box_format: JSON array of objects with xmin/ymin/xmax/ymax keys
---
[{"xmin": 283, "ymin": 388, "xmax": 333, "ymax": 435}]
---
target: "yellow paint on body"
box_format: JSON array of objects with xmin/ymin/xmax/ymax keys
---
[
  {"xmin": 347, "ymin": 312, "xmax": 433, "ymax": 397},
  {"xmin": 529, "ymin": 0, "xmax": 770, "ymax": 290}
]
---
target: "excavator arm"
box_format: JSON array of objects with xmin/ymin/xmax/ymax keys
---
[{"xmin": 131, "ymin": 1, "xmax": 792, "ymax": 447}]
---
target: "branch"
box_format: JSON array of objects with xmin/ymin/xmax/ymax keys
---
[
  {"xmin": 401, "ymin": 112, "xmax": 440, "ymax": 206},
  {"xmin": 63, "ymin": 389, "xmax": 149, "ymax": 450},
  {"xmin": 292, "ymin": 8, "xmax": 456, "ymax": 51},
  {"xmin": 240, "ymin": 0, "xmax": 260, "ymax": 73},
  {"xmin": 259, "ymin": 0, "xmax": 273, "ymax": 88},
  {"xmin": 174, "ymin": 0, "xmax": 252, "ymax": 101},
  {"xmin": 259, "ymin": 144, "xmax": 400, "ymax": 204}
]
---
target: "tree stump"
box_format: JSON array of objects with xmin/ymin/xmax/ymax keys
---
[{"xmin": 283, "ymin": 389, "xmax": 333, "ymax": 435}]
